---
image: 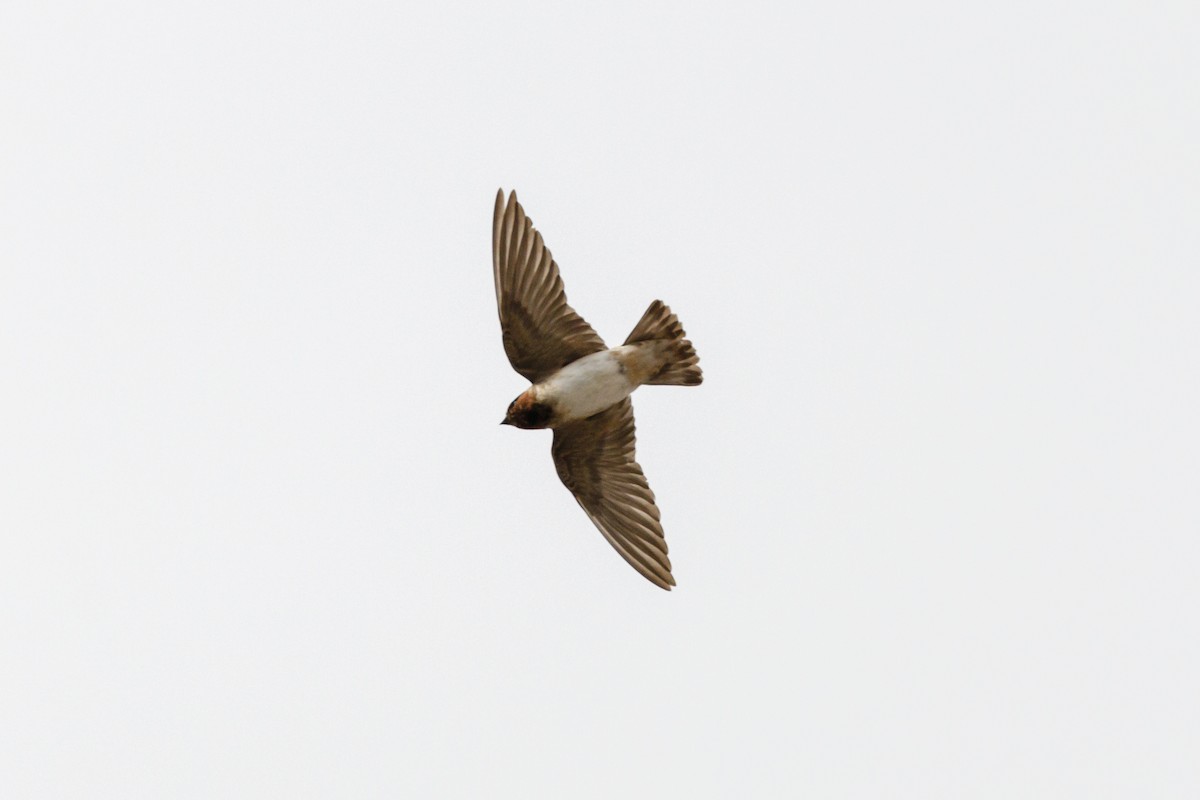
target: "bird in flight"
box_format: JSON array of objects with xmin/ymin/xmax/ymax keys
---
[{"xmin": 493, "ymin": 189, "xmax": 702, "ymax": 590}]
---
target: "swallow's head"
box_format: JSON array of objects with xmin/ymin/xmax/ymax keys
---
[{"xmin": 502, "ymin": 390, "xmax": 553, "ymax": 429}]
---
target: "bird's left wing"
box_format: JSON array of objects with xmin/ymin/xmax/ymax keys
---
[
  {"xmin": 493, "ymin": 189, "xmax": 607, "ymax": 384},
  {"xmin": 551, "ymin": 398, "xmax": 676, "ymax": 590}
]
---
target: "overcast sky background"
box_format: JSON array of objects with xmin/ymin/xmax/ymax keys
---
[{"xmin": 3, "ymin": 1, "xmax": 1198, "ymax": 797}]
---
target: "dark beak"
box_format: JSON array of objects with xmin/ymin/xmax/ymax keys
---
[{"xmin": 500, "ymin": 418, "xmax": 511, "ymax": 426}]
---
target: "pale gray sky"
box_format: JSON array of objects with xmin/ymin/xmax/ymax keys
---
[{"xmin": 3, "ymin": 1, "xmax": 1198, "ymax": 797}]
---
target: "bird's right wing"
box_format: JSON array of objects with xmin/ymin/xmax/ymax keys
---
[
  {"xmin": 551, "ymin": 399, "xmax": 675, "ymax": 590},
  {"xmin": 493, "ymin": 189, "xmax": 607, "ymax": 384}
]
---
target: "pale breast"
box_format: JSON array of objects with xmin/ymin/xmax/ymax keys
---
[{"xmin": 539, "ymin": 350, "xmax": 636, "ymax": 423}]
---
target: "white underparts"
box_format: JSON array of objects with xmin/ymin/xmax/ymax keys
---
[{"xmin": 536, "ymin": 345, "xmax": 664, "ymax": 424}]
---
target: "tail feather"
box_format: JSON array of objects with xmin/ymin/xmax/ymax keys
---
[{"xmin": 625, "ymin": 300, "xmax": 703, "ymax": 386}]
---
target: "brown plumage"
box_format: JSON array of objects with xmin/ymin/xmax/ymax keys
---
[
  {"xmin": 492, "ymin": 189, "xmax": 606, "ymax": 384},
  {"xmin": 492, "ymin": 189, "xmax": 702, "ymax": 590}
]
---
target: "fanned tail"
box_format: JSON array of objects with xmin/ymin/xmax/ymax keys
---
[{"xmin": 624, "ymin": 300, "xmax": 703, "ymax": 386}]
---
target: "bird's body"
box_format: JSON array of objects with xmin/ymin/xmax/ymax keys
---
[
  {"xmin": 515, "ymin": 343, "xmax": 675, "ymax": 426},
  {"xmin": 531, "ymin": 349, "xmax": 634, "ymax": 424},
  {"xmin": 492, "ymin": 189, "xmax": 701, "ymax": 590}
]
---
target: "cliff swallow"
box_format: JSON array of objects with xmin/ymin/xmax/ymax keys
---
[{"xmin": 493, "ymin": 189, "xmax": 702, "ymax": 590}]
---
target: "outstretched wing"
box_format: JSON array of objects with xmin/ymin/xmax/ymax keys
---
[
  {"xmin": 493, "ymin": 189, "xmax": 607, "ymax": 383},
  {"xmin": 551, "ymin": 399, "xmax": 675, "ymax": 590}
]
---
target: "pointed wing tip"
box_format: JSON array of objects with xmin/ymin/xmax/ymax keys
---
[
  {"xmin": 645, "ymin": 569, "xmax": 676, "ymax": 590},
  {"xmin": 494, "ymin": 188, "xmax": 516, "ymax": 213},
  {"xmin": 635, "ymin": 565, "xmax": 675, "ymax": 591}
]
